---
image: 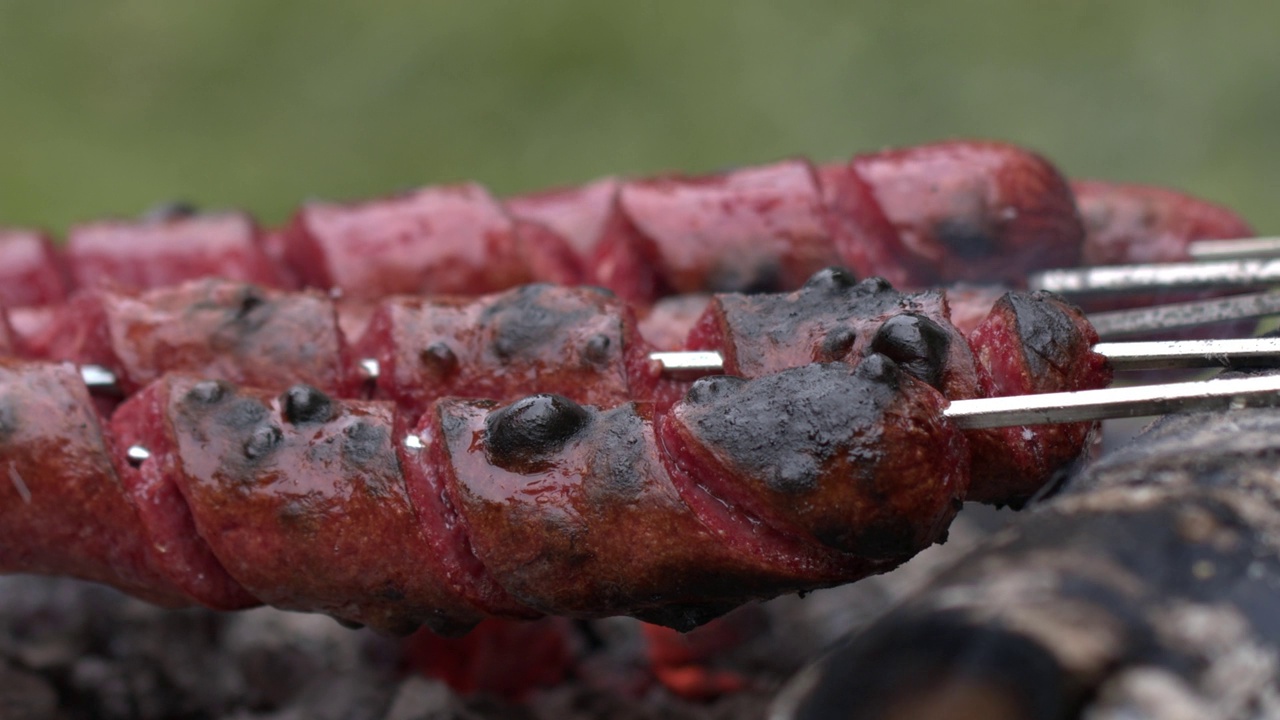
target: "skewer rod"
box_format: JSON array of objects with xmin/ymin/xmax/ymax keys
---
[
  {"xmin": 1030, "ymin": 259, "xmax": 1280, "ymax": 296},
  {"xmin": 1094, "ymin": 338, "xmax": 1280, "ymax": 371},
  {"xmin": 944, "ymin": 373, "xmax": 1280, "ymax": 429},
  {"xmin": 1188, "ymin": 237, "xmax": 1280, "ymax": 261},
  {"xmin": 1089, "ymin": 291, "xmax": 1280, "ymax": 339}
]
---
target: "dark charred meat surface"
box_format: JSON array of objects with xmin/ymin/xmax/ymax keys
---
[
  {"xmin": 23, "ymin": 279, "xmax": 354, "ymax": 399},
  {"xmin": 663, "ymin": 359, "xmax": 967, "ymax": 562},
  {"xmin": 357, "ymin": 284, "xmax": 674, "ymax": 423},
  {"xmin": 685, "ymin": 267, "xmax": 983, "ymax": 405}
]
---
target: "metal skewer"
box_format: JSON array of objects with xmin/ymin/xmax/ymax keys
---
[
  {"xmin": 1030, "ymin": 258, "xmax": 1280, "ymax": 296},
  {"xmin": 1086, "ymin": 290, "xmax": 1280, "ymax": 338},
  {"xmin": 944, "ymin": 373, "xmax": 1280, "ymax": 429},
  {"xmin": 1188, "ymin": 237, "xmax": 1280, "ymax": 261}
]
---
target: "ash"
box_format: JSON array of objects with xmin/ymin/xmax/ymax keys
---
[{"xmin": 0, "ymin": 507, "xmax": 1007, "ymax": 720}]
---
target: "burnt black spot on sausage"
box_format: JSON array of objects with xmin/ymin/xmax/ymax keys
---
[
  {"xmin": 583, "ymin": 334, "xmax": 613, "ymax": 366},
  {"xmin": 819, "ymin": 327, "xmax": 858, "ymax": 361},
  {"xmin": 343, "ymin": 421, "xmax": 389, "ymax": 465},
  {"xmin": 142, "ymin": 201, "xmax": 199, "ymax": 223},
  {"xmin": 708, "ymin": 260, "xmax": 784, "ymax": 294},
  {"xmin": 681, "ymin": 363, "xmax": 896, "ymax": 496},
  {"xmin": 484, "ymin": 285, "xmax": 591, "ymax": 360},
  {"xmin": 0, "ymin": 395, "xmax": 16, "ymax": 444},
  {"xmin": 717, "ymin": 275, "xmax": 906, "ymax": 350},
  {"xmin": 934, "ymin": 218, "xmax": 998, "ymax": 260},
  {"xmin": 804, "ymin": 266, "xmax": 858, "ymax": 292},
  {"xmin": 439, "ymin": 409, "xmax": 469, "ymax": 439},
  {"xmin": 869, "ymin": 314, "xmax": 951, "ymax": 390},
  {"xmin": 857, "ymin": 276, "xmax": 894, "ymax": 294},
  {"xmin": 185, "ymin": 380, "xmax": 229, "ymax": 406},
  {"xmin": 283, "ymin": 385, "xmax": 333, "ymax": 425},
  {"xmin": 233, "ymin": 289, "xmax": 266, "ymax": 322},
  {"xmin": 209, "ymin": 288, "xmax": 274, "ymax": 352},
  {"xmin": 217, "ymin": 397, "xmax": 271, "ymax": 432},
  {"xmin": 243, "ymin": 424, "xmax": 283, "ymax": 461},
  {"xmin": 485, "ymin": 394, "xmax": 591, "ymax": 472},
  {"xmin": 854, "ymin": 353, "xmax": 902, "ymax": 391},
  {"xmin": 419, "ymin": 342, "xmax": 458, "ymax": 378},
  {"xmin": 582, "ymin": 285, "xmax": 617, "ymax": 299},
  {"xmin": 684, "ymin": 375, "xmax": 746, "ymax": 405},
  {"xmin": 1007, "ymin": 292, "xmax": 1080, "ymax": 378}
]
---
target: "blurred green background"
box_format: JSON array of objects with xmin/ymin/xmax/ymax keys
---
[{"xmin": 0, "ymin": 1, "xmax": 1275, "ymax": 234}]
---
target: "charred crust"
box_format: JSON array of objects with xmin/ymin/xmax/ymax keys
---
[
  {"xmin": 0, "ymin": 396, "xmax": 15, "ymax": 444},
  {"xmin": 857, "ymin": 276, "xmax": 894, "ymax": 294},
  {"xmin": 854, "ymin": 353, "xmax": 902, "ymax": 391},
  {"xmin": 587, "ymin": 409, "xmax": 647, "ymax": 499},
  {"xmin": 419, "ymin": 342, "xmax": 458, "ymax": 377},
  {"xmin": 185, "ymin": 380, "xmax": 230, "ymax": 406},
  {"xmin": 232, "ymin": 288, "xmax": 267, "ymax": 322},
  {"xmin": 683, "ymin": 375, "xmax": 747, "ymax": 405},
  {"xmin": 142, "ymin": 200, "xmax": 199, "ymax": 222},
  {"xmin": 818, "ymin": 327, "xmax": 858, "ymax": 362},
  {"xmin": 934, "ymin": 218, "xmax": 999, "ymax": 260},
  {"xmin": 804, "ymin": 266, "xmax": 858, "ymax": 292},
  {"xmin": 1007, "ymin": 292, "xmax": 1079, "ymax": 377},
  {"xmin": 217, "ymin": 397, "xmax": 271, "ymax": 432},
  {"xmin": 484, "ymin": 284, "xmax": 592, "ymax": 360},
  {"xmin": 243, "ymin": 424, "xmax": 283, "ymax": 461},
  {"xmin": 583, "ymin": 334, "xmax": 613, "ymax": 365},
  {"xmin": 282, "ymin": 385, "xmax": 333, "ymax": 425},
  {"xmin": 581, "ymin": 285, "xmax": 617, "ymax": 299},
  {"xmin": 342, "ymin": 421, "xmax": 389, "ymax": 465},
  {"xmin": 869, "ymin": 313, "xmax": 951, "ymax": 389},
  {"xmin": 681, "ymin": 363, "xmax": 894, "ymax": 496},
  {"xmin": 484, "ymin": 394, "xmax": 591, "ymax": 472}
]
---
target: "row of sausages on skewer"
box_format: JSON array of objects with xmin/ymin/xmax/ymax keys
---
[
  {"xmin": 1, "ymin": 271, "xmax": 1111, "ymax": 636},
  {"xmin": 0, "ymin": 140, "xmax": 1254, "ymax": 318}
]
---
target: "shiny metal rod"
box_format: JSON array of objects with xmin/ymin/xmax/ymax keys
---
[
  {"xmin": 1094, "ymin": 338, "xmax": 1280, "ymax": 371},
  {"xmin": 1030, "ymin": 259, "xmax": 1280, "ymax": 296},
  {"xmin": 1188, "ymin": 237, "xmax": 1280, "ymax": 261},
  {"xmin": 1089, "ymin": 290, "xmax": 1280, "ymax": 338},
  {"xmin": 944, "ymin": 373, "xmax": 1280, "ymax": 429}
]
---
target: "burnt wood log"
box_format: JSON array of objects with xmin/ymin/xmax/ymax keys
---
[{"xmin": 776, "ymin": 403, "xmax": 1280, "ymax": 720}]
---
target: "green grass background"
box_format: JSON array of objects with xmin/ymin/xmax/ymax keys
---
[{"xmin": 1, "ymin": 2, "xmax": 1275, "ymax": 234}]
